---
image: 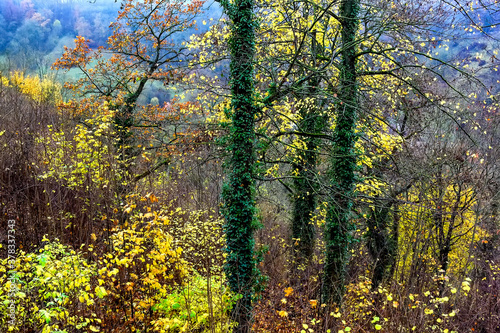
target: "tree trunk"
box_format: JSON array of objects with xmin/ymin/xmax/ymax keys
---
[
  {"xmin": 292, "ymin": 76, "xmax": 323, "ymax": 265},
  {"xmin": 322, "ymin": 0, "xmax": 360, "ymax": 305},
  {"xmin": 220, "ymin": 0, "xmax": 258, "ymax": 331},
  {"xmin": 367, "ymin": 200, "xmax": 398, "ymax": 289}
]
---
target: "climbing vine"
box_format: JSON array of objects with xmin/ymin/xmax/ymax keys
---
[
  {"xmin": 322, "ymin": 0, "xmax": 361, "ymax": 305},
  {"xmin": 218, "ymin": 0, "xmax": 261, "ymax": 331}
]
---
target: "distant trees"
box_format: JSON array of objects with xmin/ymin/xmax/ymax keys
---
[{"xmin": 0, "ymin": 0, "xmax": 121, "ymax": 71}]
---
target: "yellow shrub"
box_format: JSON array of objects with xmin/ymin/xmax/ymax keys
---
[
  {"xmin": 397, "ymin": 185, "xmax": 486, "ymax": 277},
  {"xmin": 92, "ymin": 200, "xmax": 236, "ymax": 332},
  {"xmin": 35, "ymin": 108, "xmax": 120, "ymax": 190},
  {"xmin": 5, "ymin": 71, "xmax": 62, "ymax": 104}
]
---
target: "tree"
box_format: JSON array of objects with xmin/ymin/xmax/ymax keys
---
[
  {"xmin": 190, "ymin": 0, "xmax": 500, "ymax": 310},
  {"xmin": 53, "ymin": 0, "xmax": 204, "ymax": 184},
  {"xmin": 216, "ymin": 0, "xmax": 260, "ymax": 331},
  {"xmin": 321, "ymin": 0, "xmax": 360, "ymax": 305},
  {"xmin": 291, "ymin": 93, "xmax": 324, "ymax": 264}
]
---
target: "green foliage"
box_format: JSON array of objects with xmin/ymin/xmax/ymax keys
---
[
  {"xmin": 220, "ymin": 0, "xmax": 262, "ymax": 330},
  {"xmin": 322, "ymin": 0, "xmax": 361, "ymax": 305},
  {"xmin": 153, "ymin": 273, "xmax": 237, "ymax": 332},
  {"xmin": 0, "ymin": 239, "xmax": 99, "ymax": 333}
]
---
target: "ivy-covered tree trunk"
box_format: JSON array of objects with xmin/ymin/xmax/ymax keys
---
[
  {"xmin": 113, "ymin": 77, "xmax": 150, "ymax": 198},
  {"xmin": 292, "ymin": 81, "xmax": 323, "ymax": 264},
  {"xmin": 114, "ymin": 77, "xmax": 149, "ymax": 167},
  {"xmin": 219, "ymin": 0, "xmax": 258, "ymax": 332},
  {"xmin": 322, "ymin": 0, "xmax": 360, "ymax": 305},
  {"xmin": 291, "ymin": 28, "xmax": 327, "ymax": 267}
]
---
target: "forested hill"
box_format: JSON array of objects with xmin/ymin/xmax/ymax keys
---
[
  {"xmin": 1, "ymin": 0, "xmax": 499, "ymax": 95},
  {"xmin": 0, "ymin": 0, "xmax": 119, "ymax": 68},
  {"xmin": 0, "ymin": 0, "xmax": 219, "ymax": 72}
]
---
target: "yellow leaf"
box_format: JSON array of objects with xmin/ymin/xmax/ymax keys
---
[
  {"xmin": 277, "ymin": 310, "xmax": 288, "ymax": 317},
  {"xmin": 95, "ymin": 286, "xmax": 107, "ymax": 298}
]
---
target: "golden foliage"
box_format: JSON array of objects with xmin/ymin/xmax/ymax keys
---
[{"xmin": 1, "ymin": 71, "xmax": 62, "ymax": 104}]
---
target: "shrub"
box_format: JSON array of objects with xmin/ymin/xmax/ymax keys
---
[{"xmin": 0, "ymin": 239, "xmax": 99, "ymax": 333}]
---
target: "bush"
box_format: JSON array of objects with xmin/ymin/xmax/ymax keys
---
[
  {"xmin": 0, "ymin": 201, "xmax": 238, "ymax": 333},
  {"xmin": 0, "ymin": 239, "xmax": 98, "ymax": 333}
]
